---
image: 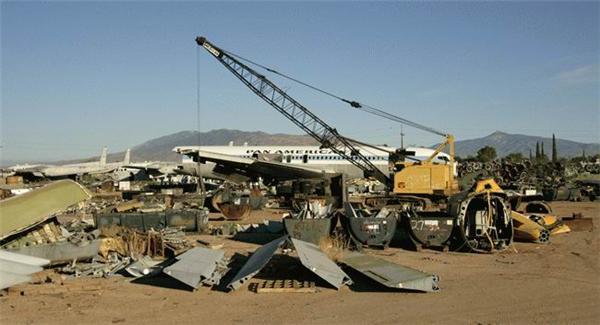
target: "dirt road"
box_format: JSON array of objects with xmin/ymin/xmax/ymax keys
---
[{"xmin": 1, "ymin": 202, "xmax": 598, "ymax": 324}]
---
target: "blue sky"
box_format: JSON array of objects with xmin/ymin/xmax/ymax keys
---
[{"xmin": 1, "ymin": 1, "xmax": 598, "ymax": 162}]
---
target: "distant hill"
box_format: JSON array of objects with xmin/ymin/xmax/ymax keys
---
[{"xmin": 451, "ymin": 131, "xmax": 599, "ymax": 158}]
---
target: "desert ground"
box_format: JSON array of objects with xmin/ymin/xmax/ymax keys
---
[{"xmin": 1, "ymin": 201, "xmax": 598, "ymax": 325}]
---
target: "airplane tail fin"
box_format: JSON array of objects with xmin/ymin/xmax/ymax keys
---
[
  {"xmin": 124, "ymin": 149, "xmax": 131, "ymax": 164},
  {"xmin": 100, "ymin": 147, "xmax": 108, "ymax": 166}
]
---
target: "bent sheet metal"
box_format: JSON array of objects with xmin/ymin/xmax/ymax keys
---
[
  {"xmin": 0, "ymin": 250, "xmax": 50, "ymax": 289},
  {"xmin": 0, "ymin": 180, "xmax": 91, "ymax": 242},
  {"xmin": 228, "ymin": 236, "xmax": 351, "ymax": 291},
  {"xmin": 342, "ymin": 252, "xmax": 439, "ymax": 292},
  {"xmin": 291, "ymin": 238, "xmax": 352, "ymax": 289},
  {"xmin": 227, "ymin": 235, "xmax": 288, "ymax": 291},
  {"xmin": 163, "ymin": 247, "xmax": 228, "ymax": 289}
]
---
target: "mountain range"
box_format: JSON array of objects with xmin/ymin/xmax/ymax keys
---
[{"xmin": 449, "ymin": 131, "xmax": 599, "ymax": 158}]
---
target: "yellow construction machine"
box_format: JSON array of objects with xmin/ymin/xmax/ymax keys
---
[{"xmin": 392, "ymin": 134, "xmax": 459, "ymax": 197}]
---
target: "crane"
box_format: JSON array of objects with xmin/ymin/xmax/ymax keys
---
[
  {"xmin": 195, "ymin": 36, "xmax": 389, "ymax": 185},
  {"xmin": 194, "ymin": 37, "xmax": 517, "ymax": 252},
  {"xmin": 195, "ymin": 36, "xmax": 458, "ymax": 201}
]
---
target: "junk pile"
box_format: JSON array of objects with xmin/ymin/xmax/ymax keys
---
[
  {"xmin": 346, "ymin": 178, "xmax": 387, "ymax": 195},
  {"xmin": 458, "ymin": 159, "xmax": 600, "ymax": 199},
  {"xmin": 283, "ymin": 198, "xmax": 337, "ymax": 245},
  {"xmin": 0, "ymin": 175, "xmax": 583, "ymax": 296},
  {"xmin": 227, "ymin": 235, "xmax": 439, "ymax": 293},
  {"xmin": 343, "ymin": 178, "xmax": 574, "ymax": 252},
  {"xmin": 0, "ymin": 180, "xmax": 198, "ymax": 289},
  {"xmin": 162, "ymin": 247, "xmax": 229, "ymax": 289},
  {"xmin": 0, "ymin": 180, "xmax": 93, "ymax": 250},
  {"xmin": 0, "ymin": 180, "xmax": 440, "ymax": 293},
  {"xmin": 569, "ymin": 159, "xmax": 600, "ymax": 175},
  {"xmin": 458, "ymin": 160, "xmax": 560, "ymax": 189},
  {"xmin": 509, "ymin": 200, "xmax": 571, "ymax": 243}
]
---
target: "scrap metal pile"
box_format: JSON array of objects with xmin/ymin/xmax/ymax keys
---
[
  {"xmin": 0, "ymin": 179, "xmax": 443, "ymax": 295},
  {"xmin": 458, "ymin": 159, "xmax": 600, "ymax": 192},
  {"xmin": 0, "ymin": 166, "xmax": 586, "ymax": 299}
]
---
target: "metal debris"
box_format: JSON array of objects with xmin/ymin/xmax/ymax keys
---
[
  {"xmin": 60, "ymin": 252, "xmax": 129, "ymax": 278},
  {"xmin": 228, "ymin": 236, "xmax": 352, "ymax": 291},
  {"xmin": 511, "ymin": 211, "xmax": 552, "ymax": 243},
  {"xmin": 163, "ymin": 247, "xmax": 228, "ymax": 289},
  {"xmin": 218, "ymin": 201, "xmax": 252, "ymax": 220},
  {"xmin": 0, "ymin": 180, "xmax": 91, "ymax": 245},
  {"xmin": 342, "ymin": 252, "xmax": 439, "ymax": 292},
  {"xmin": 101, "ymin": 226, "xmax": 191, "ymax": 259},
  {"xmin": 115, "ymin": 200, "xmax": 144, "ymax": 212},
  {"xmin": 8, "ymin": 240, "xmax": 103, "ymax": 265},
  {"xmin": 449, "ymin": 180, "xmax": 514, "ymax": 252},
  {"xmin": 341, "ymin": 202, "xmax": 397, "ymax": 249},
  {"xmin": 283, "ymin": 201, "xmax": 336, "ymax": 245},
  {"xmin": 0, "ymin": 250, "xmax": 50, "ymax": 289},
  {"xmin": 290, "ymin": 237, "xmax": 352, "ymax": 289},
  {"xmin": 283, "ymin": 217, "xmax": 334, "ymax": 245},
  {"xmin": 94, "ymin": 208, "xmax": 209, "ymax": 232},
  {"xmin": 401, "ymin": 210, "xmax": 454, "ymax": 250},
  {"xmin": 124, "ymin": 256, "xmax": 162, "ymax": 278},
  {"xmin": 227, "ymin": 236, "xmax": 288, "ymax": 291}
]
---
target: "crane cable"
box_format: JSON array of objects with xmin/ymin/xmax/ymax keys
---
[{"xmin": 222, "ymin": 48, "xmax": 447, "ymax": 137}]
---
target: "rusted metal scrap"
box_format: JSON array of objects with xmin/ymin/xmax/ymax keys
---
[{"xmin": 217, "ymin": 201, "xmax": 251, "ymax": 220}]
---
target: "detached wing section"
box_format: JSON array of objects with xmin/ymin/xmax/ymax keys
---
[
  {"xmin": 121, "ymin": 162, "xmax": 167, "ymax": 177},
  {"xmin": 175, "ymin": 148, "xmax": 334, "ymax": 182}
]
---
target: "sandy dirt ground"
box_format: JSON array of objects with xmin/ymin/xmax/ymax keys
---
[{"xmin": 1, "ymin": 201, "xmax": 598, "ymax": 324}]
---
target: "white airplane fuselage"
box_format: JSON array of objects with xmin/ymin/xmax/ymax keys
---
[{"xmin": 177, "ymin": 145, "xmax": 451, "ymax": 180}]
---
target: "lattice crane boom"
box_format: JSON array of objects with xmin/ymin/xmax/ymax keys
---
[{"xmin": 195, "ymin": 36, "xmax": 390, "ymax": 184}]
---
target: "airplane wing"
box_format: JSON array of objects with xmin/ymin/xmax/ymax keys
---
[
  {"xmin": 176, "ymin": 148, "xmax": 336, "ymax": 182},
  {"xmin": 122, "ymin": 162, "xmax": 155, "ymax": 170},
  {"xmin": 11, "ymin": 166, "xmax": 47, "ymax": 179},
  {"xmin": 122, "ymin": 162, "xmax": 179, "ymax": 177}
]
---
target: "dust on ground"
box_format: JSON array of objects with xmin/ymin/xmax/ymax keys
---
[{"xmin": 1, "ymin": 202, "xmax": 598, "ymax": 324}]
